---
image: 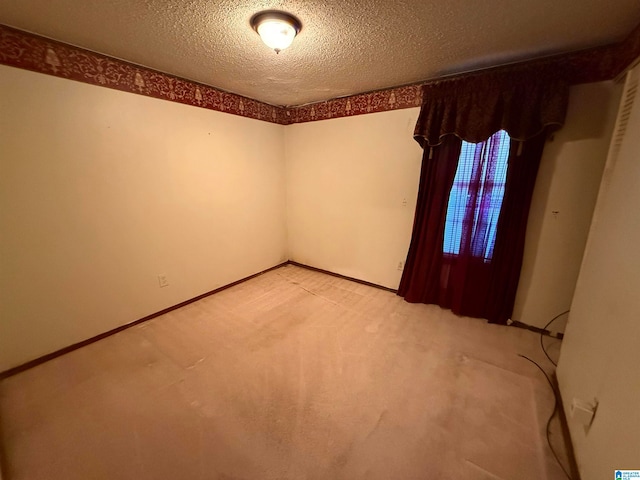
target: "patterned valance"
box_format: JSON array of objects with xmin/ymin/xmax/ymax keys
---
[{"xmin": 414, "ymin": 66, "xmax": 570, "ymax": 147}]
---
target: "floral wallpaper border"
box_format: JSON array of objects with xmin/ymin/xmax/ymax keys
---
[
  {"xmin": 0, "ymin": 24, "xmax": 289, "ymax": 124},
  {"xmin": 2, "ymin": 22, "xmax": 639, "ymax": 125},
  {"xmin": 287, "ymin": 24, "xmax": 640, "ymax": 124},
  {"xmin": 283, "ymin": 84, "xmax": 423, "ymax": 124}
]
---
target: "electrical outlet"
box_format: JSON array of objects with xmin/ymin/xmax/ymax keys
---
[
  {"xmin": 571, "ymin": 398, "xmax": 598, "ymax": 432},
  {"xmin": 397, "ymin": 261, "xmax": 404, "ymax": 271},
  {"xmin": 158, "ymin": 274, "xmax": 169, "ymax": 288}
]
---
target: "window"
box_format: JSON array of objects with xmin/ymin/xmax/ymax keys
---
[{"xmin": 443, "ymin": 130, "xmax": 511, "ymax": 261}]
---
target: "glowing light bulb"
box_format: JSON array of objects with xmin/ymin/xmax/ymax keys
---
[{"xmin": 251, "ymin": 11, "xmax": 301, "ymax": 54}]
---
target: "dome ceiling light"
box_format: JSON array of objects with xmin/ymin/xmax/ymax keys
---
[{"xmin": 250, "ymin": 11, "xmax": 302, "ymax": 54}]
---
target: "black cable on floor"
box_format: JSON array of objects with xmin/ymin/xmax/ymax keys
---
[
  {"xmin": 540, "ymin": 310, "xmax": 569, "ymax": 367},
  {"xmin": 518, "ymin": 354, "xmax": 573, "ymax": 480}
]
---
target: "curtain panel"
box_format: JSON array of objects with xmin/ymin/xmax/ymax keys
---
[
  {"xmin": 413, "ymin": 67, "xmax": 569, "ymax": 148},
  {"xmin": 400, "ymin": 67, "xmax": 569, "ymax": 324},
  {"xmin": 398, "ymin": 135, "xmax": 546, "ymax": 323}
]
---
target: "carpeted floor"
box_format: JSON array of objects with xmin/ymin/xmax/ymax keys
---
[{"xmin": 0, "ymin": 265, "xmax": 570, "ymax": 479}]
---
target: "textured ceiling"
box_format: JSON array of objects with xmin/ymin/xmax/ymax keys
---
[{"xmin": 1, "ymin": 1, "xmax": 639, "ymax": 106}]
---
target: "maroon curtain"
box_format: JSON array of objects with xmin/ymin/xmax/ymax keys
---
[
  {"xmin": 413, "ymin": 66, "xmax": 569, "ymax": 147},
  {"xmin": 483, "ymin": 134, "xmax": 546, "ymax": 323},
  {"xmin": 398, "ymin": 136, "xmax": 462, "ymax": 303},
  {"xmin": 398, "ymin": 134, "xmax": 545, "ymax": 323},
  {"xmin": 399, "ymin": 67, "xmax": 568, "ymax": 324},
  {"xmin": 398, "ymin": 66, "xmax": 568, "ymax": 323}
]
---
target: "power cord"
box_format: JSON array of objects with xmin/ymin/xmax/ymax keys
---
[
  {"xmin": 518, "ymin": 354, "xmax": 573, "ymax": 480},
  {"xmin": 540, "ymin": 310, "xmax": 569, "ymax": 367}
]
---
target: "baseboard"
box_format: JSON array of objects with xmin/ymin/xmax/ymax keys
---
[
  {"xmin": 0, "ymin": 260, "xmax": 397, "ymax": 380},
  {"xmin": 552, "ymin": 373, "xmax": 582, "ymax": 480},
  {"xmin": 0, "ymin": 261, "xmax": 289, "ymax": 380},
  {"xmin": 287, "ymin": 260, "xmax": 398, "ymax": 293}
]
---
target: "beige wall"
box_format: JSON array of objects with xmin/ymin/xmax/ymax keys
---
[
  {"xmin": 0, "ymin": 65, "xmax": 287, "ymax": 371},
  {"xmin": 0, "ymin": 64, "xmax": 621, "ymax": 372},
  {"xmin": 285, "ymin": 83, "xmax": 618, "ymax": 328},
  {"xmin": 285, "ymin": 109, "xmax": 423, "ymax": 289},
  {"xmin": 557, "ymin": 68, "xmax": 640, "ymax": 479},
  {"xmin": 513, "ymin": 81, "xmax": 622, "ymax": 328}
]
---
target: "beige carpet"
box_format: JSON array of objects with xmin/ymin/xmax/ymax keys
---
[{"xmin": 0, "ymin": 265, "xmax": 570, "ymax": 479}]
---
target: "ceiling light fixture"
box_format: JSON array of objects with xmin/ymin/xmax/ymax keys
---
[{"xmin": 250, "ymin": 11, "xmax": 302, "ymax": 54}]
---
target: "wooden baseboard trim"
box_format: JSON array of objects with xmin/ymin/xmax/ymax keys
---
[
  {"xmin": 0, "ymin": 261, "xmax": 289, "ymax": 380},
  {"xmin": 552, "ymin": 373, "xmax": 582, "ymax": 480},
  {"xmin": 0, "ymin": 260, "xmax": 396, "ymax": 380},
  {"xmin": 0, "ymin": 404, "xmax": 7, "ymax": 480},
  {"xmin": 287, "ymin": 260, "xmax": 398, "ymax": 293}
]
